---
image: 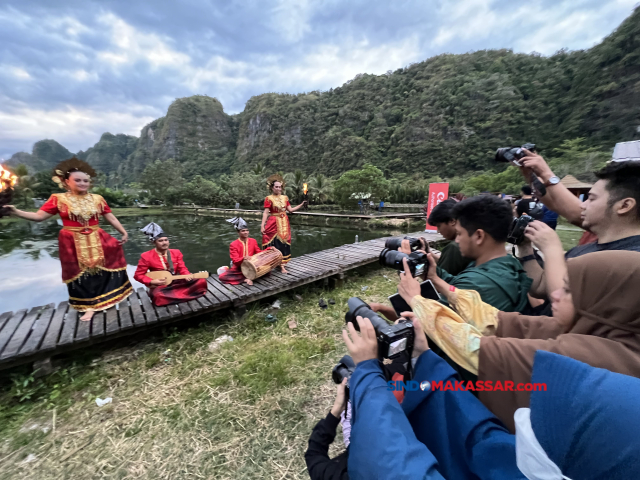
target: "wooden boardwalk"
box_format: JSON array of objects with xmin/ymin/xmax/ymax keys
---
[
  {"xmin": 0, "ymin": 232, "xmax": 441, "ymax": 371},
  {"xmin": 174, "ymin": 206, "xmax": 425, "ymax": 219}
]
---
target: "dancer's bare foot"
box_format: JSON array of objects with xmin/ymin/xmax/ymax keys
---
[
  {"xmin": 280, "ymin": 265, "xmax": 288, "ymax": 274},
  {"xmin": 80, "ymin": 309, "xmax": 95, "ymax": 322},
  {"xmin": 244, "ymin": 278, "xmax": 254, "ymax": 286}
]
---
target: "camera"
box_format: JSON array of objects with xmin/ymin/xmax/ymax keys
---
[
  {"xmin": 345, "ymin": 297, "xmax": 415, "ymax": 360},
  {"xmin": 507, "ymin": 205, "xmax": 544, "ymax": 245},
  {"xmin": 379, "ymin": 249, "xmax": 428, "ymax": 277},
  {"xmin": 384, "ymin": 236, "xmax": 423, "ymax": 252},
  {"xmin": 495, "ymin": 143, "xmax": 537, "ymax": 166},
  {"xmin": 332, "ymin": 355, "xmax": 356, "ymax": 387}
]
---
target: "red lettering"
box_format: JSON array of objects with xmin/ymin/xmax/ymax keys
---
[
  {"xmin": 465, "ymin": 381, "xmax": 476, "ymax": 391},
  {"xmin": 444, "ymin": 381, "xmax": 454, "ymax": 391},
  {"xmin": 505, "ymin": 381, "xmax": 514, "ymax": 391},
  {"xmin": 431, "ymin": 381, "xmax": 443, "ymax": 391},
  {"xmin": 454, "ymin": 381, "xmax": 465, "ymax": 391},
  {"xmin": 494, "ymin": 381, "xmax": 504, "ymax": 391},
  {"xmin": 534, "ymin": 383, "xmax": 547, "ymax": 391},
  {"xmin": 483, "ymin": 381, "xmax": 493, "ymax": 391},
  {"xmin": 475, "ymin": 381, "xmax": 484, "ymax": 392}
]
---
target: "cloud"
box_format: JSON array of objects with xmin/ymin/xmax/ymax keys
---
[{"xmin": 0, "ymin": 0, "xmax": 637, "ymax": 157}]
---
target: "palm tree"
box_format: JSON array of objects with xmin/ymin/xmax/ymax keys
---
[
  {"xmin": 284, "ymin": 169, "xmax": 306, "ymax": 203},
  {"xmin": 252, "ymin": 163, "xmax": 267, "ymax": 179},
  {"xmin": 14, "ymin": 174, "xmax": 41, "ymax": 208},
  {"xmin": 309, "ymin": 173, "xmax": 333, "ymax": 204}
]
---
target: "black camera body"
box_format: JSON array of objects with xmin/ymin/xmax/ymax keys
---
[
  {"xmin": 345, "ymin": 297, "xmax": 415, "ymax": 361},
  {"xmin": 379, "ymin": 249, "xmax": 428, "ymax": 277},
  {"xmin": 332, "ymin": 355, "xmax": 356, "ymax": 387},
  {"xmin": 384, "ymin": 236, "xmax": 423, "ymax": 252},
  {"xmin": 495, "ymin": 143, "xmax": 536, "ymax": 166}
]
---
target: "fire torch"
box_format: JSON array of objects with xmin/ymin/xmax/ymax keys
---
[
  {"xmin": 303, "ymin": 183, "xmax": 309, "ymax": 210},
  {"xmin": 0, "ymin": 165, "xmax": 18, "ymax": 218}
]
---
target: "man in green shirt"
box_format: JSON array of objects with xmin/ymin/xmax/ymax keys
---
[
  {"xmin": 427, "ymin": 199, "xmax": 472, "ymax": 276},
  {"xmin": 427, "ymin": 195, "xmax": 532, "ymax": 313}
]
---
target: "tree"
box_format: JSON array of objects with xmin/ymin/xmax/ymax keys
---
[
  {"xmin": 141, "ymin": 159, "xmax": 186, "ymax": 204},
  {"xmin": 182, "ymin": 175, "xmax": 226, "ymax": 206},
  {"xmin": 284, "ymin": 169, "xmax": 306, "ymax": 204},
  {"xmin": 309, "ymin": 173, "xmax": 333, "ymax": 204},
  {"xmin": 12, "ymin": 164, "xmax": 41, "ymax": 208},
  {"xmin": 550, "ymin": 138, "xmax": 609, "ymax": 181},
  {"xmin": 332, "ymin": 164, "xmax": 390, "ymax": 209}
]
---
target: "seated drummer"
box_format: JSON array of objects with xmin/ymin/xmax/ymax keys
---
[
  {"xmin": 134, "ymin": 222, "xmax": 208, "ymax": 306},
  {"xmin": 219, "ymin": 217, "xmax": 263, "ymax": 286}
]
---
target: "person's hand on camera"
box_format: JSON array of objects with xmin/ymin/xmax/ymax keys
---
[
  {"xmin": 330, "ymin": 378, "xmax": 348, "ymax": 418},
  {"xmin": 399, "ymin": 239, "xmax": 412, "ymax": 254},
  {"xmin": 397, "ymin": 312, "xmax": 430, "ymax": 358},
  {"xmin": 429, "ymin": 248, "xmax": 441, "ymax": 261},
  {"xmin": 342, "ymin": 316, "xmax": 378, "ymax": 365},
  {"xmin": 525, "ymin": 220, "xmax": 563, "ymax": 255},
  {"xmin": 398, "ymin": 258, "xmax": 422, "ymax": 308},
  {"xmin": 519, "ymin": 149, "xmax": 555, "ymax": 184}
]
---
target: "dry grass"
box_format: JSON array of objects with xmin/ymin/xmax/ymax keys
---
[{"xmin": 0, "ymin": 266, "xmax": 399, "ymax": 479}]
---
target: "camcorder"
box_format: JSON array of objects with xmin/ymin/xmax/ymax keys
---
[
  {"xmin": 379, "ymin": 249, "xmax": 428, "ymax": 277},
  {"xmin": 495, "ymin": 143, "xmax": 547, "ymax": 197},
  {"xmin": 384, "ymin": 236, "xmax": 424, "ymax": 252},
  {"xmin": 345, "ymin": 297, "xmax": 415, "ymax": 361},
  {"xmin": 332, "ymin": 354, "xmax": 356, "ymax": 393},
  {"xmin": 507, "ymin": 203, "xmax": 545, "ymax": 245}
]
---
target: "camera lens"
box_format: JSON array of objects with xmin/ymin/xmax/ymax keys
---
[
  {"xmin": 346, "ymin": 297, "xmax": 390, "ymax": 332},
  {"xmin": 384, "ymin": 238, "xmax": 402, "ymax": 250}
]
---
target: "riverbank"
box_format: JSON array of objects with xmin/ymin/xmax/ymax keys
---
[
  {"xmin": 0, "ymin": 265, "xmax": 398, "ymax": 479},
  {"xmin": 0, "ymin": 207, "xmax": 170, "ymax": 223}
]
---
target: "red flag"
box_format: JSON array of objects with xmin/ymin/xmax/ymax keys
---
[{"xmin": 425, "ymin": 183, "xmax": 449, "ymax": 232}]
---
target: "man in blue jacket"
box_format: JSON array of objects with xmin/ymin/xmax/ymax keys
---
[{"xmin": 342, "ymin": 315, "xmax": 524, "ymax": 479}]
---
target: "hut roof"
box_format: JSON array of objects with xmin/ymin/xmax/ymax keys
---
[{"xmin": 561, "ymin": 175, "xmax": 593, "ymax": 189}]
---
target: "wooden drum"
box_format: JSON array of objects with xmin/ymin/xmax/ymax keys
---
[{"xmin": 241, "ymin": 248, "xmax": 283, "ymax": 280}]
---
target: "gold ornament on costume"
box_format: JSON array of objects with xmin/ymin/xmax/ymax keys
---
[
  {"xmin": 266, "ymin": 174, "xmax": 286, "ymax": 192},
  {"xmin": 55, "ymin": 192, "xmax": 107, "ymax": 226},
  {"xmin": 51, "ymin": 157, "xmax": 97, "ymax": 190}
]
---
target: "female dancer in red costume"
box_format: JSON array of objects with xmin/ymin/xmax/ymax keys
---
[
  {"xmin": 219, "ymin": 217, "xmax": 262, "ymax": 285},
  {"xmin": 134, "ymin": 223, "xmax": 208, "ymax": 306},
  {"xmin": 260, "ymin": 174, "xmax": 306, "ymax": 274},
  {"xmin": 7, "ymin": 158, "xmax": 131, "ymax": 321}
]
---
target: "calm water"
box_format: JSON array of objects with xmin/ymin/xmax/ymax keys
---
[{"xmin": 0, "ymin": 215, "xmax": 385, "ymax": 312}]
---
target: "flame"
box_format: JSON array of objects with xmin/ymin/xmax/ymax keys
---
[
  {"xmin": 0, "ymin": 165, "xmax": 18, "ymax": 192},
  {"xmin": 303, "ymin": 183, "xmax": 308, "ymax": 195}
]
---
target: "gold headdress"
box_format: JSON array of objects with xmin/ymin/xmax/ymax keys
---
[
  {"xmin": 52, "ymin": 157, "xmax": 97, "ymax": 190},
  {"xmin": 266, "ymin": 174, "xmax": 286, "ymax": 192}
]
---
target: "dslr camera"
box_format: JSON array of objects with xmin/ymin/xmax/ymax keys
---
[
  {"xmin": 495, "ymin": 143, "xmax": 547, "ymax": 197},
  {"xmin": 379, "ymin": 249, "xmax": 428, "ymax": 277},
  {"xmin": 332, "ymin": 354, "xmax": 356, "ymax": 390},
  {"xmin": 507, "ymin": 203, "xmax": 544, "ymax": 245},
  {"xmin": 345, "ymin": 297, "xmax": 415, "ymax": 361},
  {"xmin": 384, "ymin": 236, "xmax": 424, "ymax": 252}
]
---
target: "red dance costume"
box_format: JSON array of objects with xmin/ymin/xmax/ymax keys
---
[
  {"xmin": 262, "ymin": 194, "xmax": 291, "ymax": 264},
  {"xmin": 219, "ymin": 238, "xmax": 262, "ymax": 284},
  {"xmin": 134, "ymin": 249, "xmax": 208, "ymax": 306},
  {"xmin": 40, "ymin": 193, "xmax": 132, "ymax": 312}
]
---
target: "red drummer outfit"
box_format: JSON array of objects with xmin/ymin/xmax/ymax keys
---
[
  {"xmin": 262, "ymin": 194, "xmax": 292, "ymax": 264},
  {"xmin": 219, "ymin": 237, "xmax": 262, "ymax": 284},
  {"xmin": 40, "ymin": 192, "xmax": 132, "ymax": 312},
  {"xmin": 134, "ymin": 249, "xmax": 208, "ymax": 306}
]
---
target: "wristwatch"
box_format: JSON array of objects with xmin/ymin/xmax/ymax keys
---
[{"xmin": 544, "ymin": 176, "xmax": 560, "ymax": 187}]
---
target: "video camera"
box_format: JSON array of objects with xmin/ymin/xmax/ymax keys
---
[
  {"xmin": 379, "ymin": 249, "xmax": 428, "ymax": 277},
  {"xmin": 507, "ymin": 203, "xmax": 544, "ymax": 245},
  {"xmin": 384, "ymin": 236, "xmax": 424, "ymax": 252},
  {"xmin": 495, "ymin": 143, "xmax": 547, "ymax": 197},
  {"xmin": 345, "ymin": 297, "xmax": 415, "ymax": 361}
]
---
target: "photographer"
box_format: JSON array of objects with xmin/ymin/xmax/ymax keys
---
[
  {"xmin": 343, "ymin": 314, "xmax": 524, "ymax": 479},
  {"xmin": 304, "ymin": 379, "xmax": 350, "ymax": 480},
  {"xmin": 429, "ymin": 195, "xmax": 532, "ymax": 312},
  {"xmin": 426, "ymin": 199, "xmax": 472, "ymax": 276},
  {"xmin": 519, "ymin": 160, "xmax": 640, "ymax": 299}
]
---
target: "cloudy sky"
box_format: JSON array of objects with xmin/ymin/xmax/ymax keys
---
[{"xmin": 0, "ymin": 0, "xmax": 637, "ymax": 160}]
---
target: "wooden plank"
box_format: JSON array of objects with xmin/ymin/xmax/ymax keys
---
[
  {"xmin": 156, "ymin": 304, "xmax": 171, "ymax": 321},
  {"xmin": 91, "ymin": 310, "xmax": 106, "ymax": 338},
  {"xmin": 75, "ymin": 312, "xmax": 91, "ymax": 343},
  {"xmin": 188, "ymin": 297, "xmax": 204, "ymax": 312},
  {"xmin": 129, "ymin": 291, "xmax": 146, "ymax": 327},
  {"xmin": 118, "ymin": 300, "xmax": 133, "ymax": 330},
  {"xmin": 166, "ymin": 304, "xmax": 181, "ymax": 318},
  {"xmin": 40, "ymin": 302, "xmax": 68, "ymax": 351},
  {"xmin": 137, "ymin": 288, "xmax": 158, "ymax": 324},
  {"xmin": 212, "ymin": 277, "xmax": 248, "ymax": 300},
  {"xmin": 177, "ymin": 302, "xmax": 192, "ymax": 316},
  {"xmin": 194, "ymin": 294, "xmax": 212, "ymax": 308},
  {"xmin": 207, "ymin": 277, "xmax": 238, "ymax": 302},
  {"xmin": 58, "ymin": 310, "xmax": 79, "ymax": 346},
  {"xmin": 0, "ymin": 309, "xmax": 27, "ymax": 356},
  {"xmin": 19, "ymin": 304, "xmax": 56, "ymax": 356},
  {"xmin": 0, "ymin": 306, "xmax": 41, "ymax": 360},
  {"xmin": 0, "ymin": 311, "xmax": 13, "ymax": 334},
  {"xmin": 105, "ymin": 305, "xmax": 120, "ymax": 334},
  {"xmin": 202, "ymin": 291, "xmax": 219, "ymax": 307}
]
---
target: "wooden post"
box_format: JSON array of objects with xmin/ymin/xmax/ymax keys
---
[
  {"xmin": 329, "ymin": 273, "xmax": 345, "ymax": 289},
  {"xmin": 232, "ymin": 304, "xmax": 247, "ymax": 321}
]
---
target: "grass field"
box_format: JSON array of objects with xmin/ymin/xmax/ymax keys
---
[{"xmin": 0, "ymin": 266, "xmax": 398, "ymax": 479}]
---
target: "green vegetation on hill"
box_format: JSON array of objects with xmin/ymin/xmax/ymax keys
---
[{"xmin": 77, "ymin": 132, "xmax": 138, "ymax": 176}]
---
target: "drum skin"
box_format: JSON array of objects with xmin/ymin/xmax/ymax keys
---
[{"xmin": 241, "ymin": 249, "xmax": 283, "ymax": 280}]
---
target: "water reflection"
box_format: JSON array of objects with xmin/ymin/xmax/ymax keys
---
[{"xmin": 0, "ymin": 215, "xmax": 385, "ymax": 312}]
